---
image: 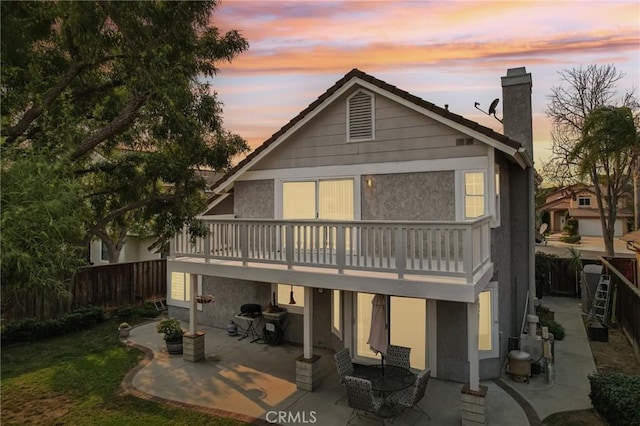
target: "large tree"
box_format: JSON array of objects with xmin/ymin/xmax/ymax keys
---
[
  {"xmin": 543, "ymin": 64, "xmax": 639, "ymax": 250},
  {"xmin": 569, "ymin": 106, "xmax": 638, "ymax": 255},
  {"xmin": 1, "ymin": 1, "xmax": 249, "ymax": 269}
]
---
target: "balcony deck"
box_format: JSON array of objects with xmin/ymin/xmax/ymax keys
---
[{"xmin": 170, "ymin": 217, "xmax": 493, "ymax": 302}]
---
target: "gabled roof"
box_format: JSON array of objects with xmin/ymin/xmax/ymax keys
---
[{"xmin": 209, "ymin": 68, "xmax": 531, "ymax": 202}]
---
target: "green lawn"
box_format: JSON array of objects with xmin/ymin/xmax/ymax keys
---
[{"xmin": 1, "ymin": 318, "xmax": 248, "ymax": 425}]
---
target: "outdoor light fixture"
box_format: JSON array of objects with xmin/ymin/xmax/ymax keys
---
[
  {"xmin": 289, "ymin": 284, "xmax": 296, "ymax": 305},
  {"xmin": 366, "ymin": 178, "xmax": 373, "ymax": 188}
]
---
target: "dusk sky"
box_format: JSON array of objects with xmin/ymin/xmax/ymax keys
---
[{"xmin": 210, "ymin": 0, "xmax": 640, "ymax": 166}]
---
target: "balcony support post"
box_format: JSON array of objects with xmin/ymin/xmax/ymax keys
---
[
  {"xmin": 395, "ymin": 227, "xmax": 406, "ymax": 279},
  {"xmin": 240, "ymin": 225, "xmax": 248, "ymax": 265},
  {"xmin": 336, "ymin": 225, "xmax": 346, "ymax": 273},
  {"xmin": 286, "ymin": 225, "xmax": 294, "ymax": 269}
]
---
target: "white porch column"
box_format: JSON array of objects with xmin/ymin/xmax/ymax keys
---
[
  {"xmin": 467, "ymin": 301, "xmax": 479, "ymax": 391},
  {"xmin": 296, "ymin": 286, "xmax": 321, "ymax": 391},
  {"xmin": 462, "ymin": 300, "xmax": 487, "ymax": 426},
  {"xmin": 303, "ymin": 286, "xmax": 313, "ymax": 359},
  {"xmin": 189, "ymin": 274, "xmax": 197, "ymax": 335}
]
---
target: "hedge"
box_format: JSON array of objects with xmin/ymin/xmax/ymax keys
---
[
  {"xmin": 1, "ymin": 306, "xmax": 106, "ymax": 345},
  {"xmin": 589, "ymin": 372, "xmax": 640, "ymax": 426}
]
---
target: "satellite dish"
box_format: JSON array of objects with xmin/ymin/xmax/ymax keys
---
[
  {"xmin": 473, "ymin": 98, "xmax": 503, "ymax": 123},
  {"xmin": 488, "ymin": 98, "xmax": 499, "ymax": 116}
]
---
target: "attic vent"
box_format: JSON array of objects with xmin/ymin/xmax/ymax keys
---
[
  {"xmin": 347, "ymin": 90, "xmax": 374, "ymax": 141},
  {"xmin": 456, "ymin": 138, "xmax": 474, "ymax": 146}
]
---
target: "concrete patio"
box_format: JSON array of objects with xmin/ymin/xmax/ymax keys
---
[{"xmin": 122, "ymin": 296, "xmax": 595, "ymax": 425}]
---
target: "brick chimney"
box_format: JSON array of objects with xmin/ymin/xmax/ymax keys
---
[{"xmin": 501, "ymin": 67, "xmax": 533, "ymax": 157}]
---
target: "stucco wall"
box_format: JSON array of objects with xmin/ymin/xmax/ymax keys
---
[
  {"xmin": 436, "ymin": 300, "xmax": 468, "ymax": 382},
  {"xmin": 169, "ymin": 276, "xmax": 271, "ymax": 329},
  {"xmin": 361, "ymin": 171, "xmax": 455, "ymax": 221},
  {"xmin": 234, "ymin": 180, "xmax": 274, "ymax": 219},
  {"xmin": 171, "ymin": 277, "xmax": 340, "ymax": 351}
]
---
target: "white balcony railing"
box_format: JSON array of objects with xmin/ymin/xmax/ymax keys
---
[{"xmin": 171, "ymin": 217, "xmax": 491, "ymax": 282}]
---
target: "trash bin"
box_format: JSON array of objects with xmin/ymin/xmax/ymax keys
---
[{"xmin": 507, "ymin": 350, "xmax": 531, "ymax": 383}]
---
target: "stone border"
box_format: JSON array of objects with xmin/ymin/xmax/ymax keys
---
[
  {"xmin": 492, "ymin": 378, "xmax": 542, "ymax": 426},
  {"xmin": 120, "ymin": 339, "xmax": 273, "ymax": 426}
]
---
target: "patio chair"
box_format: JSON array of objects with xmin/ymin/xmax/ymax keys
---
[
  {"xmin": 344, "ymin": 375, "xmax": 385, "ymax": 425},
  {"xmin": 335, "ymin": 348, "xmax": 355, "ymax": 386},
  {"xmin": 334, "ymin": 348, "xmax": 355, "ymax": 405},
  {"xmin": 387, "ymin": 369, "xmax": 431, "ymax": 422},
  {"xmin": 386, "ymin": 345, "xmax": 411, "ymax": 369}
]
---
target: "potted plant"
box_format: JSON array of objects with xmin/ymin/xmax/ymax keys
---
[
  {"xmin": 156, "ymin": 317, "xmax": 184, "ymax": 354},
  {"xmin": 118, "ymin": 322, "xmax": 132, "ymax": 338},
  {"xmin": 536, "ymin": 304, "xmax": 555, "ymax": 322}
]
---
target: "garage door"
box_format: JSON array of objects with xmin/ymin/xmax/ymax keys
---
[{"xmin": 578, "ymin": 219, "xmax": 624, "ymax": 236}]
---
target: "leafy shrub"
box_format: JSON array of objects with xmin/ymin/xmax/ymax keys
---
[
  {"xmin": 156, "ymin": 317, "xmax": 184, "ymax": 342},
  {"xmin": 560, "ymin": 234, "xmax": 582, "ymax": 244},
  {"xmin": 589, "ymin": 372, "xmax": 640, "ymax": 426},
  {"xmin": 114, "ymin": 303, "xmax": 159, "ymax": 321},
  {"xmin": 540, "ymin": 319, "xmax": 565, "ymax": 340},
  {"xmin": 1, "ymin": 306, "xmax": 106, "ymax": 345}
]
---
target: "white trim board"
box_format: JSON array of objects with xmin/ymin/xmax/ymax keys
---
[{"xmin": 240, "ymin": 156, "xmax": 489, "ymax": 182}]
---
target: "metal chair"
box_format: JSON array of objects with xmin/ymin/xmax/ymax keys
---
[
  {"xmin": 344, "ymin": 375, "xmax": 385, "ymax": 425},
  {"xmin": 386, "ymin": 345, "xmax": 411, "ymax": 369},
  {"xmin": 387, "ymin": 369, "xmax": 431, "ymax": 422},
  {"xmin": 334, "ymin": 348, "xmax": 354, "ymax": 405},
  {"xmin": 334, "ymin": 348, "xmax": 354, "ymax": 386}
]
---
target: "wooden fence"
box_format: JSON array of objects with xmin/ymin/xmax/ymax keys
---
[
  {"xmin": 535, "ymin": 254, "xmax": 600, "ymax": 297},
  {"xmin": 600, "ymin": 257, "xmax": 640, "ymax": 361},
  {"xmin": 4, "ymin": 259, "xmax": 166, "ymax": 321}
]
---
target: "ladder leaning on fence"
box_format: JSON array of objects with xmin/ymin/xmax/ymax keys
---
[{"xmin": 589, "ymin": 274, "xmax": 612, "ymax": 324}]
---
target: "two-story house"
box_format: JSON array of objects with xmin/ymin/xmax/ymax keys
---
[
  {"xmin": 538, "ymin": 184, "xmax": 632, "ymax": 236},
  {"xmin": 166, "ymin": 67, "xmax": 536, "ymax": 397}
]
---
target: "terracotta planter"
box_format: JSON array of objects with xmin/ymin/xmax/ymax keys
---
[{"xmin": 166, "ymin": 340, "xmax": 183, "ymax": 354}]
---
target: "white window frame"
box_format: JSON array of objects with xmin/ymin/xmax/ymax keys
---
[
  {"xmin": 455, "ymin": 169, "xmax": 488, "ymax": 221},
  {"xmin": 275, "ymin": 177, "xmax": 361, "ymax": 221},
  {"xmin": 346, "ymin": 89, "xmax": 375, "ymax": 143},
  {"xmin": 478, "ymin": 281, "xmax": 499, "ymax": 359},
  {"xmin": 272, "ymin": 283, "xmax": 304, "ymax": 315},
  {"xmin": 331, "ymin": 289, "xmax": 342, "ymax": 339},
  {"xmin": 168, "ymin": 272, "xmax": 202, "ymax": 311}
]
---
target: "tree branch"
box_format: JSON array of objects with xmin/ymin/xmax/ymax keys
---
[
  {"xmin": 71, "ymin": 91, "xmax": 149, "ymax": 161},
  {"xmin": 88, "ymin": 192, "xmax": 182, "ymax": 233},
  {"xmin": 2, "ymin": 56, "xmax": 127, "ymax": 145}
]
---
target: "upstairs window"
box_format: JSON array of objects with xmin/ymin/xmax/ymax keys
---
[
  {"xmin": 578, "ymin": 196, "xmax": 591, "ymax": 207},
  {"xmin": 347, "ymin": 90, "xmax": 374, "ymax": 141},
  {"xmin": 464, "ymin": 171, "xmax": 486, "ymax": 219}
]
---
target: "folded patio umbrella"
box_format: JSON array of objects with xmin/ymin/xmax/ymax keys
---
[{"xmin": 367, "ymin": 294, "xmax": 388, "ymax": 374}]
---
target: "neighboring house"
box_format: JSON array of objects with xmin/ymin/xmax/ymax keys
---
[
  {"xmin": 89, "ymin": 236, "xmax": 163, "ymax": 265},
  {"xmin": 88, "ymin": 168, "xmax": 223, "ymax": 264},
  {"xmin": 537, "ymin": 184, "xmax": 632, "ymax": 237},
  {"xmin": 167, "ymin": 68, "xmax": 535, "ymax": 393}
]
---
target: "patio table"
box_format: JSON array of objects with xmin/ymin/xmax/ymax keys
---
[{"xmin": 352, "ymin": 364, "xmax": 416, "ymax": 418}]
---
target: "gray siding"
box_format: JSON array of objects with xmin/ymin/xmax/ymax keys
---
[
  {"xmin": 251, "ymin": 87, "xmax": 486, "ymax": 171},
  {"xmin": 361, "ymin": 171, "xmax": 455, "ymax": 221},
  {"xmin": 203, "ymin": 194, "xmax": 234, "ymax": 216},
  {"xmin": 234, "ymin": 180, "xmax": 274, "ymax": 219}
]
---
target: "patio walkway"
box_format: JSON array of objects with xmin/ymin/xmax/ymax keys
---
[{"xmin": 122, "ymin": 296, "xmax": 593, "ymax": 425}]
